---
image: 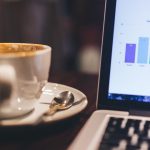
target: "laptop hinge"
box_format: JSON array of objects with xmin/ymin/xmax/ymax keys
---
[{"xmin": 129, "ymin": 110, "xmax": 150, "ymax": 117}]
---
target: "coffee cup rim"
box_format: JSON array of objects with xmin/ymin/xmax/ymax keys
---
[{"xmin": 0, "ymin": 43, "xmax": 51, "ymax": 57}]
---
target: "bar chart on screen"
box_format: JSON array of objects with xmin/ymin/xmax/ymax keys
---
[
  {"xmin": 111, "ymin": 0, "xmax": 150, "ymax": 66},
  {"xmin": 125, "ymin": 37, "xmax": 149, "ymax": 64}
]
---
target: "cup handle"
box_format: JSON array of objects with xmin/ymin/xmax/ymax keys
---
[{"xmin": 0, "ymin": 65, "xmax": 16, "ymax": 104}]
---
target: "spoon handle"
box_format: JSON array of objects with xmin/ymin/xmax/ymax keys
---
[{"xmin": 44, "ymin": 104, "xmax": 59, "ymax": 116}]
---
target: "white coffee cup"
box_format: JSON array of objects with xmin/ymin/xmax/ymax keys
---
[{"xmin": 0, "ymin": 43, "xmax": 51, "ymax": 119}]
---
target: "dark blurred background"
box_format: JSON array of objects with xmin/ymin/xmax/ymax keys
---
[{"xmin": 0, "ymin": 0, "xmax": 105, "ymax": 75}]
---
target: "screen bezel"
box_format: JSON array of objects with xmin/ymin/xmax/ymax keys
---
[{"xmin": 97, "ymin": 0, "xmax": 150, "ymax": 111}]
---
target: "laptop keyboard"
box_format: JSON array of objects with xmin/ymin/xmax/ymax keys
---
[{"xmin": 99, "ymin": 117, "xmax": 150, "ymax": 150}]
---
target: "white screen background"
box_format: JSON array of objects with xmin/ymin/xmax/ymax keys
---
[{"xmin": 109, "ymin": 0, "xmax": 150, "ymax": 96}]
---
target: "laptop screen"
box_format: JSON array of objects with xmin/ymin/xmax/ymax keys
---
[{"xmin": 108, "ymin": 0, "xmax": 150, "ymax": 103}]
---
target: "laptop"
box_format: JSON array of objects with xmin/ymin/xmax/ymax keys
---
[{"xmin": 68, "ymin": 0, "xmax": 150, "ymax": 149}]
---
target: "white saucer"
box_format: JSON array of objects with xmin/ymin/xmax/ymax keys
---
[{"xmin": 0, "ymin": 82, "xmax": 88, "ymax": 126}]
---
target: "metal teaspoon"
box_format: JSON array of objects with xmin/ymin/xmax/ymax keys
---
[{"xmin": 44, "ymin": 91, "xmax": 75, "ymax": 116}]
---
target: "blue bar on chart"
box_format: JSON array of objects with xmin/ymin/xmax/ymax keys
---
[
  {"xmin": 137, "ymin": 37, "xmax": 149, "ymax": 64},
  {"xmin": 125, "ymin": 44, "xmax": 136, "ymax": 63}
]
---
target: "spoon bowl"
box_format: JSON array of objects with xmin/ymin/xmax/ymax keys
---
[{"xmin": 53, "ymin": 91, "xmax": 74, "ymax": 109}]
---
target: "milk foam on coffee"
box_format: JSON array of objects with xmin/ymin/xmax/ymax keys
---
[{"xmin": 0, "ymin": 43, "xmax": 46, "ymax": 56}]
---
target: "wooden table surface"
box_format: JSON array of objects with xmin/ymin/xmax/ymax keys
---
[{"xmin": 0, "ymin": 72, "xmax": 98, "ymax": 150}]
